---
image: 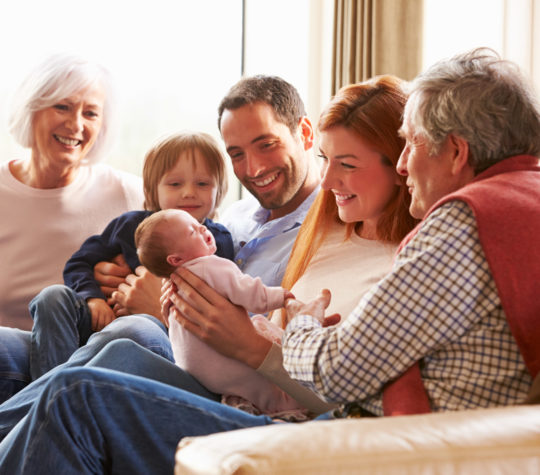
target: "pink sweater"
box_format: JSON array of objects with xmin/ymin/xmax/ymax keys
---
[
  {"xmin": 383, "ymin": 155, "xmax": 540, "ymax": 415},
  {"xmin": 168, "ymin": 255, "xmax": 304, "ymax": 415}
]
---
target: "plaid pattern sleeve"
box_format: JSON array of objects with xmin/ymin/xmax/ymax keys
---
[{"xmin": 282, "ymin": 200, "xmax": 531, "ymax": 415}]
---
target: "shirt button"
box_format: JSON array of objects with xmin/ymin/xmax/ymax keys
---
[{"xmin": 236, "ymin": 259, "xmax": 243, "ymax": 266}]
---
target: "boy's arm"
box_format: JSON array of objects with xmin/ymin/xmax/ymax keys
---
[
  {"xmin": 63, "ymin": 213, "xmax": 137, "ymax": 301},
  {"xmin": 87, "ymin": 298, "xmax": 116, "ymax": 331},
  {"xmin": 93, "ymin": 254, "xmax": 132, "ymax": 301}
]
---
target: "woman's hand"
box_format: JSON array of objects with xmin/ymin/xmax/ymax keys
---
[
  {"xmin": 110, "ymin": 266, "xmax": 162, "ymax": 320},
  {"xmin": 168, "ymin": 268, "xmax": 272, "ymax": 369},
  {"xmin": 284, "ymin": 289, "xmax": 341, "ymax": 327}
]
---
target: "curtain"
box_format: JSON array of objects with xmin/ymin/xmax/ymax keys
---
[{"xmin": 332, "ymin": 0, "xmax": 423, "ymax": 94}]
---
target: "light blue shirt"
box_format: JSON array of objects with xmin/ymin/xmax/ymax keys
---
[{"xmin": 220, "ymin": 187, "xmax": 319, "ymax": 287}]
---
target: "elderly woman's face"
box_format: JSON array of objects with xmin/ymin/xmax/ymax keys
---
[{"xmin": 32, "ymin": 83, "xmax": 105, "ymax": 168}]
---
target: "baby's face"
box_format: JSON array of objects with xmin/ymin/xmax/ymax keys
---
[{"xmin": 167, "ymin": 210, "xmax": 217, "ymax": 262}]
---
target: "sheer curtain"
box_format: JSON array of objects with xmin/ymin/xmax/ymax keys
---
[{"xmin": 332, "ymin": 0, "xmax": 423, "ymax": 93}]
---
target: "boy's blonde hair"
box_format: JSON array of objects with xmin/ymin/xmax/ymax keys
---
[
  {"xmin": 135, "ymin": 211, "xmax": 176, "ymax": 278},
  {"xmin": 142, "ymin": 132, "xmax": 228, "ymax": 219}
]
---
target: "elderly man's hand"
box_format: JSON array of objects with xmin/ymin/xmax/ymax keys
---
[{"xmin": 284, "ymin": 289, "xmax": 341, "ymax": 327}]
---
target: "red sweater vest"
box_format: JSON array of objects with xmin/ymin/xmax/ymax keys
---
[{"xmin": 382, "ymin": 155, "xmax": 540, "ymax": 416}]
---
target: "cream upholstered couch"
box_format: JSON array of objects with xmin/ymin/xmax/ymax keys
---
[{"xmin": 175, "ymin": 404, "xmax": 540, "ymax": 474}]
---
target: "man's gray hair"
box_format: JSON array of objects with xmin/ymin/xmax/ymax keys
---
[{"xmin": 406, "ymin": 47, "xmax": 540, "ymax": 172}]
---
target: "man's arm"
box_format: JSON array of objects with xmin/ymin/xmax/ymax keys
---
[{"xmin": 281, "ymin": 201, "xmax": 495, "ymax": 405}]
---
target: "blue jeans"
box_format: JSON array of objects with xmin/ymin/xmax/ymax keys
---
[
  {"xmin": 0, "ymin": 310, "xmax": 173, "ymax": 407},
  {"xmin": 29, "ymin": 284, "xmax": 94, "ymax": 379},
  {"xmin": 0, "ymin": 328, "xmax": 31, "ymax": 404},
  {"xmin": 0, "ymin": 366, "xmax": 275, "ymax": 474},
  {"xmin": 0, "ymin": 336, "xmax": 211, "ymax": 443}
]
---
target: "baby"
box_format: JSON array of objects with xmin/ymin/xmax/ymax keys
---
[{"xmin": 135, "ymin": 209, "xmax": 305, "ymax": 416}]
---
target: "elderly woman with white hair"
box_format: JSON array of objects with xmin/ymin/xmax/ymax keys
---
[
  {"xmin": 0, "ymin": 54, "xmax": 173, "ymax": 402},
  {"xmin": 1, "ymin": 54, "xmax": 143, "ymax": 328}
]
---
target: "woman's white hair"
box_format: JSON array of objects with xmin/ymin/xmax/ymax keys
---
[
  {"xmin": 405, "ymin": 47, "xmax": 540, "ymax": 172},
  {"xmin": 8, "ymin": 53, "xmax": 117, "ymax": 164}
]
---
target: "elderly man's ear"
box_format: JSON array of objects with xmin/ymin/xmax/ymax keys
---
[{"xmin": 448, "ymin": 134, "xmax": 472, "ymax": 176}]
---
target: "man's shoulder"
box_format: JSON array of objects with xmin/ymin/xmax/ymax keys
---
[
  {"xmin": 423, "ymin": 200, "xmax": 475, "ymax": 231},
  {"xmin": 402, "ymin": 200, "xmax": 475, "ymax": 252}
]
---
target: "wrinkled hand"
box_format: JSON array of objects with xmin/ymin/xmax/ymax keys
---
[
  {"xmin": 284, "ymin": 289, "xmax": 341, "ymax": 327},
  {"xmin": 94, "ymin": 254, "xmax": 131, "ymax": 304},
  {"xmin": 87, "ymin": 298, "xmax": 116, "ymax": 331},
  {"xmin": 110, "ymin": 266, "xmax": 162, "ymax": 319},
  {"xmin": 167, "ymin": 268, "xmax": 272, "ymax": 368}
]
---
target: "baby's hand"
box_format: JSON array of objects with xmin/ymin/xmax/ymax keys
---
[
  {"xmin": 87, "ymin": 298, "xmax": 116, "ymax": 331},
  {"xmin": 284, "ymin": 289, "xmax": 339, "ymax": 326}
]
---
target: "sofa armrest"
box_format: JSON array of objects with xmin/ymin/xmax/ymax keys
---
[{"xmin": 175, "ymin": 405, "xmax": 540, "ymax": 474}]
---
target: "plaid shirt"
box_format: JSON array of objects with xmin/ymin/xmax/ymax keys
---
[{"xmin": 282, "ymin": 200, "xmax": 531, "ymax": 415}]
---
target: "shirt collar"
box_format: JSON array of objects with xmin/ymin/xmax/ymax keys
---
[{"xmin": 251, "ymin": 185, "xmax": 321, "ymax": 228}]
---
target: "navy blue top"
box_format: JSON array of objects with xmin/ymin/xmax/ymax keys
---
[{"xmin": 63, "ymin": 210, "xmax": 235, "ymax": 301}]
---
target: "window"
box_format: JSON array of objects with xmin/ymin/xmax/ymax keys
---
[
  {"xmin": 423, "ymin": 0, "xmax": 540, "ymax": 94},
  {"xmin": 0, "ymin": 0, "xmax": 333, "ymax": 210},
  {"xmin": 2, "ymin": 1, "xmax": 536, "ymax": 210}
]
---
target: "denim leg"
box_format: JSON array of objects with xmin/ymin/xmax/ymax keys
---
[
  {"xmin": 0, "ymin": 367, "xmax": 273, "ymax": 475},
  {"xmin": 87, "ymin": 339, "xmax": 220, "ymax": 401},
  {"xmin": 29, "ymin": 285, "xmax": 93, "ymax": 380},
  {"xmin": 0, "ymin": 328, "xmax": 31, "ymax": 404},
  {"xmin": 0, "ymin": 314, "xmax": 173, "ymax": 441}
]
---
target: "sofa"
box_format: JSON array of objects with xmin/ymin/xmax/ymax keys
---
[{"xmin": 175, "ymin": 404, "xmax": 540, "ymax": 474}]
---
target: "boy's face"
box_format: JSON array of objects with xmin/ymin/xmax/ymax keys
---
[
  {"xmin": 166, "ymin": 210, "xmax": 217, "ymax": 265},
  {"xmin": 157, "ymin": 150, "xmax": 218, "ymax": 223}
]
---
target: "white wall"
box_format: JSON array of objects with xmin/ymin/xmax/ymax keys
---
[{"xmin": 423, "ymin": 0, "xmax": 540, "ymax": 95}]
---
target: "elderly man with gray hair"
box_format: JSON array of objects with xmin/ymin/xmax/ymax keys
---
[
  {"xmin": 0, "ymin": 48, "xmax": 539, "ymax": 474},
  {"xmin": 283, "ymin": 47, "xmax": 540, "ymax": 415}
]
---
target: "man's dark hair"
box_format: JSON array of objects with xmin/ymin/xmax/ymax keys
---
[{"xmin": 217, "ymin": 75, "xmax": 306, "ymax": 134}]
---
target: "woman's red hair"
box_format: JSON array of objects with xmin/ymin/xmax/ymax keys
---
[{"xmin": 278, "ymin": 75, "xmax": 418, "ymax": 327}]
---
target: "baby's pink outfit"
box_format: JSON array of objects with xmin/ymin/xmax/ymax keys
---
[{"xmin": 168, "ymin": 255, "xmax": 304, "ymax": 415}]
